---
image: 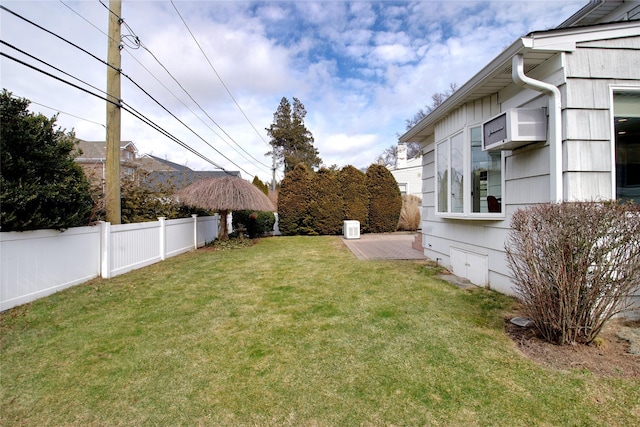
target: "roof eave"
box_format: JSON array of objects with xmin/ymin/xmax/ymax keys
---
[
  {"xmin": 399, "ymin": 20, "xmax": 640, "ymax": 144},
  {"xmin": 399, "ymin": 38, "xmax": 528, "ymax": 143}
]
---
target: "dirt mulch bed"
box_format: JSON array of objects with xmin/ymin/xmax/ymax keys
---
[{"xmin": 505, "ymin": 317, "xmax": 640, "ymax": 378}]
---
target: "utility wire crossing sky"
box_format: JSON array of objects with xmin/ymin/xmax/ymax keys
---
[{"xmin": 0, "ymin": 0, "xmax": 584, "ymax": 182}]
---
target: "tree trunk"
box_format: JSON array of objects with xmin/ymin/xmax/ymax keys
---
[{"xmin": 219, "ymin": 210, "xmax": 229, "ymax": 240}]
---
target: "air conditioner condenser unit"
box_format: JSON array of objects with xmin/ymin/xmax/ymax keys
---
[
  {"xmin": 482, "ymin": 108, "xmax": 547, "ymax": 151},
  {"xmin": 343, "ymin": 220, "xmax": 360, "ymax": 239}
]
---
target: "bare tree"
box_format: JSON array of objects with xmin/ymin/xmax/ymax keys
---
[{"xmin": 377, "ymin": 83, "xmax": 458, "ymax": 167}]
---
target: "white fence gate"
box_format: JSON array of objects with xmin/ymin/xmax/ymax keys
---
[{"xmin": 0, "ymin": 215, "xmax": 219, "ymax": 311}]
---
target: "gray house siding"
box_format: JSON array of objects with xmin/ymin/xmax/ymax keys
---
[
  {"xmin": 417, "ymin": 30, "xmax": 639, "ymax": 303},
  {"xmin": 562, "ymin": 35, "xmax": 640, "ymax": 201}
]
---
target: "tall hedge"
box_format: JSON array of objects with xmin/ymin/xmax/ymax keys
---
[
  {"xmin": 338, "ymin": 165, "xmax": 369, "ymax": 232},
  {"xmin": 277, "ymin": 163, "xmax": 314, "ymax": 235},
  {"xmin": 1, "ymin": 90, "xmax": 93, "ymax": 231},
  {"xmin": 366, "ymin": 164, "xmax": 402, "ymax": 233},
  {"xmin": 310, "ymin": 168, "xmax": 344, "ymax": 235}
]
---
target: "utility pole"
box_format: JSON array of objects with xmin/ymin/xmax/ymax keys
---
[{"xmin": 105, "ymin": 0, "xmax": 122, "ymax": 224}]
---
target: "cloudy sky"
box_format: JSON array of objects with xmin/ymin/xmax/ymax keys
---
[{"xmin": 1, "ymin": 0, "xmax": 584, "ymax": 183}]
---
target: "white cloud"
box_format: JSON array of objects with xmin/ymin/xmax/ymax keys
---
[{"xmin": 0, "ymin": 0, "xmax": 585, "ymax": 180}]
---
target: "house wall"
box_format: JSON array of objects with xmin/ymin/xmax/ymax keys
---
[
  {"xmin": 421, "ymin": 91, "xmax": 520, "ymax": 294},
  {"xmin": 390, "ymin": 157, "xmax": 423, "ymax": 198},
  {"xmin": 420, "ymin": 35, "xmax": 640, "ymax": 310},
  {"xmin": 563, "ymin": 35, "xmax": 640, "ymax": 201}
]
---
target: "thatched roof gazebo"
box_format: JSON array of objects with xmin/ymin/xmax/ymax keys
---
[{"xmin": 177, "ymin": 176, "xmax": 275, "ymax": 240}]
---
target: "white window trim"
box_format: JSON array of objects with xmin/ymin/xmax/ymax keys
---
[
  {"xmin": 610, "ymin": 85, "xmax": 640, "ymax": 202},
  {"xmin": 434, "ymin": 124, "xmax": 506, "ymax": 220}
]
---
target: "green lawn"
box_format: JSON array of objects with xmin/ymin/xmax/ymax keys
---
[{"xmin": 1, "ymin": 236, "xmax": 638, "ymax": 426}]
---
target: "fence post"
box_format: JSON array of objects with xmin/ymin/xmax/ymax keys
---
[
  {"xmin": 158, "ymin": 217, "xmax": 166, "ymax": 261},
  {"xmin": 101, "ymin": 221, "xmax": 112, "ymax": 279},
  {"xmin": 192, "ymin": 214, "xmax": 199, "ymax": 249}
]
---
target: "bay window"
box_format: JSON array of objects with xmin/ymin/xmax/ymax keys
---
[{"xmin": 436, "ymin": 126, "xmax": 503, "ymax": 217}]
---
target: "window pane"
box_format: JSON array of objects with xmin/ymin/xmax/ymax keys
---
[
  {"xmin": 614, "ymin": 91, "xmax": 640, "ymax": 203},
  {"xmin": 451, "ymin": 132, "xmax": 464, "ymax": 213},
  {"xmin": 471, "ymin": 127, "xmax": 502, "ymax": 213},
  {"xmin": 437, "ymin": 140, "xmax": 449, "ymax": 212}
]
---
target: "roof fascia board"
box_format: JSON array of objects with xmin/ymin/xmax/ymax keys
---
[
  {"xmin": 399, "ymin": 20, "xmax": 640, "ymax": 143},
  {"xmin": 525, "ymin": 20, "xmax": 640, "ymax": 51},
  {"xmin": 399, "ymin": 38, "xmax": 527, "ymax": 143}
]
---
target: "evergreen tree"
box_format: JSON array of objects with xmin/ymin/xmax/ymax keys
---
[
  {"xmin": 310, "ymin": 168, "xmax": 344, "ymax": 235},
  {"xmin": 338, "ymin": 165, "xmax": 369, "ymax": 232},
  {"xmin": 277, "ymin": 163, "xmax": 313, "ymax": 235},
  {"xmin": 0, "ymin": 90, "xmax": 93, "ymax": 231},
  {"xmin": 266, "ymin": 97, "xmax": 321, "ymax": 174},
  {"xmin": 252, "ymin": 176, "xmax": 269, "ymax": 195},
  {"xmin": 366, "ymin": 164, "xmax": 402, "ymax": 233}
]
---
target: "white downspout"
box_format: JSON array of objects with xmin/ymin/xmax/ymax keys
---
[{"xmin": 512, "ymin": 54, "xmax": 563, "ymax": 202}]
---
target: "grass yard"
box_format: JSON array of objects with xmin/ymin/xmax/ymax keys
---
[{"xmin": 1, "ymin": 236, "xmax": 639, "ymax": 426}]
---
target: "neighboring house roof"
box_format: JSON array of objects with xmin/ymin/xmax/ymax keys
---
[
  {"xmin": 137, "ymin": 154, "xmax": 241, "ymax": 190},
  {"xmin": 76, "ymin": 140, "xmax": 137, "ymax": 161},
  {"xmin": 399, "ymin": 2, "xmax": 640, "ymax": 144},
  {"xmin": 138, "ymin": 154, "xmax": 192, "ymax": 172}
]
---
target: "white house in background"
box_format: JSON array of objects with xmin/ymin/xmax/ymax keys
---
[
  {"xmin": 399, "ymin": 0, "xmax": 639, "ymax": 307},
  {"xmin": 388, "ymin": 143, "xmax": 423, "ymax": 199}
]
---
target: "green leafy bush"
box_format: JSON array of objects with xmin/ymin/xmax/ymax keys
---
[
  {"xmin": 366, "ymin": 164, "xmax": 402, "ymax": 233},
  {"xmin": 90, "ymin": 171, "xmax": 207, "ymax": 224},
  {"xmin": 505, "ymin": 201, "xmax": 640, "ymax": 345},
  {"xmin": 1, "ymin": 90, "xmax": 93, "ymax": 231},
  {"xmin": 232, "ymin": 210, "xmax": 276, "ymax": 238}
]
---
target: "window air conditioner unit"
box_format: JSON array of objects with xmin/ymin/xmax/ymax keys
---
[
  {"xmin": 482, "ymin": 108, "xmax": 547, "ymax": 151},
  {"xmin": 343, "ymin": 220, "xmax": 360, "ymax": 239}
]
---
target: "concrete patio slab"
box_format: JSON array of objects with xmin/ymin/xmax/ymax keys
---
[{"xmin": 341, "ymin": 233, "xmax": 427, "ymax": 260}]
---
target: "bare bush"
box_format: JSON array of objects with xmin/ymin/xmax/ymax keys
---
[
  {"xmin": 505, "ymin": 202, "xmax": 640, "ymax": 345},
  {"xmin": 398, "ymin": 195, "xmax": 422, "ymax": 231}
]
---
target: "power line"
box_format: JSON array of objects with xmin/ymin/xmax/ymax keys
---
[
  {"xmin": 170, "ymin": 0, "xmax": 270, "ymax": 148},
  {"xmin": 62, "ymin": 0, "xmax": 250, "ymax": 168},
  {"xmin": 94, "ymin": 0, "xmax": 272, "ymax": 176},
  {"xmin": 0, "ymin": 51, "xmax": 227, "ymax": 172},
  {"xmin": 2, "ymin": 4, "xmax": 251, "ymax": 176},
  {"xmin": 59, "ymin": 0, "xmax": 107, "ymax": 38},
  {"xmin": 1, "ymin": 40, "xmax": 107, "ymax": 99},
  {"xmin": 134, "ymin": 43, "xmax": 273, "ymax": 174},
  {"xmin": 120, "ymin": 69, "xmax": 255, "ymax": 176},
  {"xmin": 26, "ymin": 98, "xmax": 106, "ymax": 129},
  {"xmin": 0, "ymin": 5, "xmax": 114, "ymax": 72}
]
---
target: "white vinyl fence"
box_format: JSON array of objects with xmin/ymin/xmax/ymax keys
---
[{"xmin": 0, "ymin": 215, "xmax": 219, "ymax": 311}]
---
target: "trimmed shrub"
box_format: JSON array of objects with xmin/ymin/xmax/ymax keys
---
[
  {"xmin": 277, "ymin": 163, "xmax": 314, "ymax": 235},
  {"xmin": 232, "ymin": 210, "xmax": 276, "ymax": 238},
  {"xmin": 338, "ymin": 165, "xmax": 369, "ymax": 232},
  {"xmin": 310, "ymin": 168, "xmax": 344, "ymax": 235},
  {"xmin": 366, "ymin": 164, "xmax": 402, "ymax": 233},
  {"xmin": 398, "ymin": 195, "xmax": 421, "ymax": 231},
  {"xmin": 505, "ymin": 201, "xmax": 640, "ymax": 345}
]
